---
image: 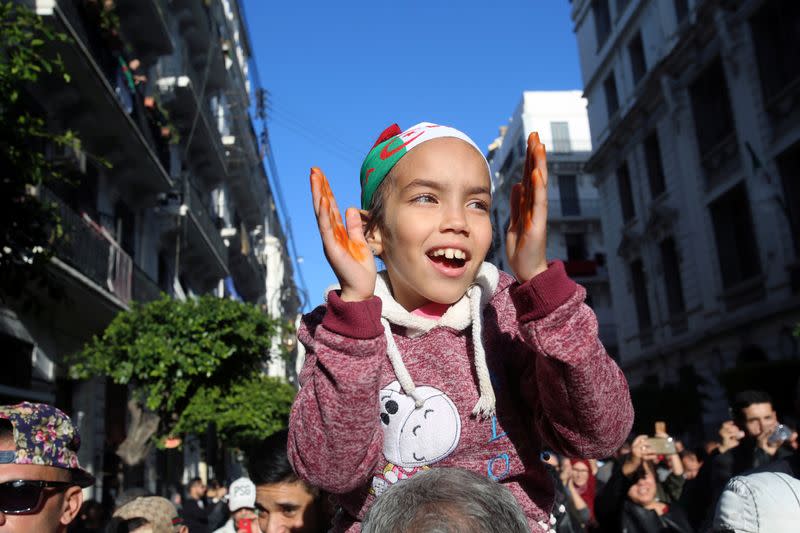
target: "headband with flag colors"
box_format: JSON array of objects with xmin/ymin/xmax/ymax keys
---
[{"xmin": 359, "ymin": 122, "xmax": 489, "ymax": 210}]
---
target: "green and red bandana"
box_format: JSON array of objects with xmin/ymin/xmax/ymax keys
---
[{"xmin": 359, "ymin": 122, "xmax": 489, "ymax": 210}]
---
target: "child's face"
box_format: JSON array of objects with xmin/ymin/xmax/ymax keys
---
[{"xmin": 368, "ymin": 137, "xmax": 492, "ymax": 310}]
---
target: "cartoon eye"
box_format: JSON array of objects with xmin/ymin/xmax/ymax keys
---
[
  {"xmin": 380, "ymin": 413, "xmax": 390, "ymax": 425},
  {"xmin": 385, "ymin": 400, "xmax": 399, "ymax": 414},
  {"xmin": 423, "ymin": 409, "xmax": 434, "ymax": 419},
  {"xmin": 412, "ymin": 425, "xmax": 421, "ymax": 436}
]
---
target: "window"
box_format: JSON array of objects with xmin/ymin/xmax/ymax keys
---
[
  {"xmin": 604, "ymin": 73, "xmax": 620, "ymax": 118},
  {"xmin": 660, "ymin": 238, "xmax": 686, "ymax": 315},
  {"xmin": 550, "ymin": 122, "xmax": 572, "ymax": 153},
  {"xmin": 776, "ymin": 141, "xmax": 800, "ymax": 255},
  {"xmin": 628, "ymin": 33, "xmax": 647, "ymax": 85},
  {"xmin": 565, "ymin": 233, "xmax": 588, "ymax": 261},
  {"xmin": 559, "ymin": 174, "xmax": 581, "ymax": 216},
  {"xmin": 644, "ymin": 133, "xmax": 666, "ymax": 197},
  {"xmin": 749, "ymin": 0, "xmax": 800, "ymax": 105},
  {"xmin": 689, "ymin": 58, "xmax": 736, "ymax": 156},
  {"xmin": 709, "ymin": 183, "xmax": 762, "ymax": 289},
  {"xmin": 675, "ymin": 0, "xmax": 689, "ymax": 22},
  {"xmin": 593, "ymin": 0, "xmax": 612, "ymax": 49},
  {"xmin": 617, "ymin": 162, "xmax": 636, "ymax": 223},
  {"xmin": 630, "ymin": 259, "xmax": 652, "ymax": 331}
]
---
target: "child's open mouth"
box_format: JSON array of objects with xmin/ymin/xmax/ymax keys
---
[{"xmin": 426, "ymin": 247, "xmax": 469, "ymax": 276}]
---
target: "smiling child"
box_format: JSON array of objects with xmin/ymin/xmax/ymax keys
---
[{"xmin": 287, "ymin": 122, "xmax": 633, "ymax": 532}]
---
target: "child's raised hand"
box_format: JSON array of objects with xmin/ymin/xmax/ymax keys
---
[
  {"xmin": 506, "ymin": 132, "xmax": 549, "ymax": 282},
  {"xmin": 310, "ymin": 168, "xmax": 376, "ymax": 302}
]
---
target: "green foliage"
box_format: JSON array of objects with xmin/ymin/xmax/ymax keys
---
[
  {"xmin": 177, "ymin": 373, "xmax": 295, "ymax": 449},
  {"xmin": 0, "ymin": 2, "xmax": 77, "ymax": 302},
  {"xmin": 69, "ymin": 295, "xmax": 291, "ymax": 441}
]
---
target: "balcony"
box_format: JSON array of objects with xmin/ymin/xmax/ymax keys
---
[
  {"xmin": 547, "ymin": 198, "xmax": 601, "ymax": 221},
  {"xmin": 229, "ymin": 238, "xmax": 266, "ymax": 303},
  {"xmin": 132, "ymin": 263, "xmax": 163, "ymax": 303},
  {"xmin": 115, "ymin": 0, "xmax": 173, "ymax": 65},
  {"xmin": 28, "ymin": 1, "xmax": 173, "ymax": 203},
  {"xmin": 224, "ymin": 124, "xmax": 270, "ymax": 228},
  {"xmin": 42, "ymin": 189, "xmax": 132, "ymax": 308},
  {"xmin": 182, "ymin": 184, "xmax": 229, "ymax": 288},
  {"xmin": 170, "ymin": 0, "xmax": 227, "ymax": 91},
  {"xmin": 155, "ymin": 53, "xmax": 228, "ymax": 190},
  {"xmin": 701, "ymin": 133, "xmax": 741, "ymax": 190}
]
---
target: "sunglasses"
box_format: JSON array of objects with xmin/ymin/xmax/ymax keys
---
[{"xmin": 0, "ymin": 480, "xmax": 74, "ymax": 514}]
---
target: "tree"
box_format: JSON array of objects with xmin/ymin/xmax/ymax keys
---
[
  {"xmin": 0, "ymin": 2, "xmax": 79, "ymax": 303},
  {"xmin": 68, "ymin": 294, "xmax": 294, "ymax": 463}
]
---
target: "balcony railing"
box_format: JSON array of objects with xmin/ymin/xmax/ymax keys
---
[
  {"xmin": 42, "ymin": 189, "xmax": 132, "ymax": 307},
  {"xmin": 185, "ymin": 184, "xmax": 229, "ymax": 276},
  {"xmin": 132, "ymin": 263, "xmax": 163, "ymax": 303},
  {"xmin": 547, "ymin": 198, "xmax": 601, "ymax": 219}
]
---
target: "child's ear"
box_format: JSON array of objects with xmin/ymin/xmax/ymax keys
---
[{"xmin": 360, "ymin": 209, "xmax": 383, "ymax": 256}]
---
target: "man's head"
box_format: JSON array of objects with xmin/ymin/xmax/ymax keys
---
[
  {"xmin": 362, "ymin": 467, "xmax": 528, "ymax": 533},
  {"xmin": 248, "ymin": 429, "xmax": 328, "ymax": 533},
  {"xmin": 187, "ymin": 477, "xmax": 205, "ymax": 500},
  {"xmin": 112, "ymin": 496, "xmax": 187, "ymax": 533},
  {"xmin": 0, "ymin": 402, "xmax": 94, "ymax": 533},
  {"xmin": 228, "ymin": 477, "xmax": 257, "ymax": 521},
  {"xmin": 732, "ymin": 390, "xmax": 778, "ymax": 438}
]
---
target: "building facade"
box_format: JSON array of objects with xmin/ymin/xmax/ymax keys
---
[
  {"xmin": 571, "ymin": 0, "xmax": 800, "ymax": 430},
  {"xmin": 3, "ymin": 0, "xmax": 299, "ymax": 501},
  {"xmin": 486, "ymin": 91, "xmax": 618, "ymax": 358}
]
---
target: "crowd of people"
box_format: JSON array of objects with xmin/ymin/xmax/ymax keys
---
[
  {"xmin": 3, "ymin": 123, "xmax": 799, "ymax": 532},
  {"xmin": 1, "ymin": 387, "xmax": 797, "ymax": 533}
]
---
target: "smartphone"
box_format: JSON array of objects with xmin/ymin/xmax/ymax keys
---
[
  {"xmin": 647, "ymin": 436, "xmax": 677, "ymax": 455},
  {"xmin": 236, "ymin": 518, "xmax": 254, "ymax": 533}
]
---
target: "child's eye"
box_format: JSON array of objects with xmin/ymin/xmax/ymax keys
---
[
  {"xmin": 467, "ymin": 199, "xmax": 489, "ymax": 211},
  {"xmin": 411, "ymin": 194, "xmax": 437, "ymax": 204}
]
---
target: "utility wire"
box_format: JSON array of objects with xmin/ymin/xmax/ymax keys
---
[{"xmin": 240, "ymin": 3, "xmax": 310, "ymax": 309}]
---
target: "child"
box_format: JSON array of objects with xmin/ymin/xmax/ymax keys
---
[{"xmin": 288, "ymin": 122, "xmax": 633, "ymax": 532}]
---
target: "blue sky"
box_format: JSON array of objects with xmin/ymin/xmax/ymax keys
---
[{"xmin": 241, "ymin": 0, "xmax": 583, "ymax": 310}]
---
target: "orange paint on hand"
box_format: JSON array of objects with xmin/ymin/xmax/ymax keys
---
[{"xmin": 311, "ymin": 167, "xmax": 369, "ymax": 261}]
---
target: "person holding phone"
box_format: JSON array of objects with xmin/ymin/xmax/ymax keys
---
[{"xmin": 595, "ymin": 434, "xmax": 692, "ymax": 533}]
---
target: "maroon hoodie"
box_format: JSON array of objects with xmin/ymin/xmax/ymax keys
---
[{"xmin": 288, "ymin": 261, "xmax": 633, "ymax": 531}]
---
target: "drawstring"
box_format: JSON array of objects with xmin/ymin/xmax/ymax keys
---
[
  {"xmin": 382, "ymin": 318, "xmax": 425, "ymax": 408},
  {"xmin": 380, "ymin": 285, "xmax": 497, "ymax": 418},
  {"xmin": 468, "ymin": 285, "xmax": 495, "ymax": 418}
]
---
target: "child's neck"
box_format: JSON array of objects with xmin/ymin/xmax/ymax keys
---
[{"xmin": 410, "ymin": 301, "xmax": 450, "ymax": 320}]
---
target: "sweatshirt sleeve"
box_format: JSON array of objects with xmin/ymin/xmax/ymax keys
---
[
  {"xmin": 510, "ymin": 261, "xmax": 633, "ymax": 459},
  {"xmin": 287, "ymin": 290, "xmax": 387, "ymax": 494}
]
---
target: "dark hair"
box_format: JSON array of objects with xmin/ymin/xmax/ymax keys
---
[
  {"xmin": 188, "ymin": 477, "xmax": 204, "ymax": 489},
  {"xmin": 732, "ymin": 390, "xmax": 773, "ymax": 420},
  {"xmin": 679, "ymin": 447, "xmax": 707, "ymax": 463},
  {"xmin": 363, "ymin": 170, "xmax": 395, "ymax": 244},
  {"xmin": 247, "ymin": 429, "xmax": 316, "ymax": 495},
  {"xmin": 207, "ymin": 478, "xmax": 221, "ymax": 490}
]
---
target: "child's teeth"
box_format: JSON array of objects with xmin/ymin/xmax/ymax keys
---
[{"xmin": 429, "ymin": 248, "xmax": 466, "ymax": 259}]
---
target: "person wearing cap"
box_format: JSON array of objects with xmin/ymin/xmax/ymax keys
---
[
  {"xmin": 111, "ymin": 495, "xmax": 188, "ymax": 533},
  {"xmin": 213, "ymin": 477, "xmax": 259, "ymax": 533},
  {"xmin": 0, "ymin": 402, "xmax": 95, "ymax": 533}
]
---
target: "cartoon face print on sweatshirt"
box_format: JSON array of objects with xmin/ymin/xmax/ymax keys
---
[{"xmin": 371, "ymin": 381, "xmax": 462, "ymax": 496}]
